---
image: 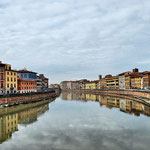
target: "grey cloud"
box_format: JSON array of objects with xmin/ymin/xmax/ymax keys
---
[{"xmin": 0, "ymin": 0, "xmax": 150, "ymax": 83}]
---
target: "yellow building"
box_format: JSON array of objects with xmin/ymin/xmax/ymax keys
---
[
  {"xmin": 5, "ymin": 64, "xmax": 18, "ymax": 94},
  {"xmin": 125, "ymin": 76, "xmax": 131, "ymax": 89},
  {"xmin": 106, "ymin": 76, "xmax": 119, "ymax": 89},
  {"xmin": 131, "ymin": 76, "xmax": 142, "ymax": 89},
  {"xmin": 49, "ymin": 84, "xmax": 60, "ymax": 89},
  {"xmin": 85, "ymin": 81, "xmax": 99, "ymax": 89}
]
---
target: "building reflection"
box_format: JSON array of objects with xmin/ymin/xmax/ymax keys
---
[
  {"xmin": 0, "ymin": 102, "xmax": 49, "ymax": 144},
  {"xmin": 0, "ymin": 113, "xmax": 18, "ymax": 144},
  {"xmin": 61, "ymin": 92, "xmax": 150, "ymax": 117}
]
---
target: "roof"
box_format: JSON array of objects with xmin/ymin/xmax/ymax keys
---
[
  {"xmin": 141, "ymin": 71, "xmax": 150, "ymax": 75},
  {"xmin": 86, "ymin": 80, "xmax": 99, "ymax": 84},
  {"xmin": 0, "ymin": 61, "xmax": 11, "ymax": 66},
  {"xmin": 6, "ymin": 69, "xmax": 18, "ymax": 72},
  {"xmin": 105, "ymin": 76, "xmax": 119, "ymax": 79},
  {"xmin": 119, "ymin": 71, "xmax": 131, "ymax": 76},
  {"xmin": 17, "ymin": 69, "xmax": 37, "ymax": 74}
]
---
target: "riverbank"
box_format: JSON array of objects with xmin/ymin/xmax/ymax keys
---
[
  {"xmin": 62, "ymin": 89, "xmax": 150, "ymax": 104},
  {"xmin": 0, "ymin": 90, "xmax": 59, "ymax": 108}
]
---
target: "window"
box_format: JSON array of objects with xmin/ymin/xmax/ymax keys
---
[
  {"xmin": 11, "ymin": 78, "xmax": 13, "ymax": 82},
  {"xmin": 7, "ymin": 77, "xmax": 9, "ymax": 81},
  {"xmin": 14, "ymin": 78, "xmax": 16, "ymax": 82},
  {"xmin": 21, "ymin": 74, "xmax": 23, "ymax": 78},
  {"xmin": 24, "ymin": 74, "xmax": 27, "ymax": 78},
  {"xmin": 11, "ymin": 72, "xmax": 13, "ymax": 75},
  {"xmin": 1, "ymin": 73, "xmax": 3, "ymax": 80},
  {"xmin": 1, "ymin": 67, "xmax": 3, "ymax": 72},
  {"xmin": 14, "ymin": 84, "xmax": 16, "ymax": 88},
  {"xmin": 7, "ymin": 72, "xmax": 9, "ymax": 75},
  {"xmin": 7, "ymin": 84, "xmax": 9, "ymax": 88},
  {"xmin": 11, "ymin": 84, "xmax": 13, "ymax": 88},
  {"xmin": 1, "ymin": 81, "xmax": 3, "ymax": 88},
  {"xmin": 14, "ymin": 73, "xmax": 16, "ymax": 76}
]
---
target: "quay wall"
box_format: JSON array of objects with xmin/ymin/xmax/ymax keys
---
[
  {"xmin": 0, "ymin": 91, "xmax": 57, "ymax": 107},
  {"xmin": 62, "ymin": 89, "xmax": 150, "ymax": 100}
]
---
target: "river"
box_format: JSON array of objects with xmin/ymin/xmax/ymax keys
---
[{"xmin": 0, "ymin": 93, "xmax": 150, "ymax": 150}]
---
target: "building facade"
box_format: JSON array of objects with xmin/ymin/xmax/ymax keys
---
[
  {"xmin": 106, "ymin": 76, "xmax": 119, "ymax": 89},
  {"xmin": 100, "ymin": 77, "xmax": 107, "ymax": 89},
  {"xmin": 0, "ymin": 62, "xmax": 5, "ymax": 95},
  {"xmin": 141, "ymin": 72, "xmax": 150, "ymax": 89},
  {"xmin": 37, "ymin": 74, "xmax": 49, "ymax": 92},
  {"xmin": 17, "ymin": 69, "xmax": 37, "ymax": 93},
  {"xmin": 85, "ymin": 80, "xmax": 99, "ymax": 89},
  {"xmin": 119, "ymin": 72, "xmax": 131, "ymax": 90},
  {"xmin": 0, "ymin": 62, "xmax": 18, "ymax": 94},
  {"xmin": 5, "ymin": 64, "xmax": 18, "ymax": 94}
]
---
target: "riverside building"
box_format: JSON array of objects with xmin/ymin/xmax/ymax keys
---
[
  {"xmin": 0, "ymin": 61, "xmax": 18, "ymax": 94},
  {"xmin": 5, "ymin": 64, "xmax": 18, "ymax": 94},
  {"xmin": 17, "ymin": 69, "xmax": 37, "ymax": 93},
  {"xmin": 0, "ymin": 62, "xmax": 5, "ymax": 95},
  {"xmin": 37, "ymin": 74, "xmax": 49, "ymax": 92}
]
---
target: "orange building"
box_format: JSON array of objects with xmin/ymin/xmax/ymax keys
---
[{"xmin": 17, "ymin": 77, "xmax": 37, "ymax": 93}]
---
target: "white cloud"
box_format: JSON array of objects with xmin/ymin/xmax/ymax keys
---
[{"xmin": 0, "ymin": 0, "xmax": 150, "ymax": 83}]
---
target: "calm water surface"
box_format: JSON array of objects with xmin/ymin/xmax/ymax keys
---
[{"xmin": 0, "ymin": 93, "xmax": 150, "ymax": 150}]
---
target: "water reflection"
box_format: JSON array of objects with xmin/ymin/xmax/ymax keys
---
[
  {"xmin": 61, "ymin": 93, "xmax": 150, "ymax": 117},
  {"xmin": 0, "ymin": 94, "xmax": 150, "ymax": 150},
  {"xmin": 0, "ymin": 100, "xmax": 51, "ymax": 144}
]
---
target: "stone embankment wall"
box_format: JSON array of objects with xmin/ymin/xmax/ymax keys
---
[
  {"xmin": 62, "ymin": 89, "xmax": 150, "ymax": 99},
  {"xmin": 0, "ymin": 92, "xmax": 57, "ymax": 107}
]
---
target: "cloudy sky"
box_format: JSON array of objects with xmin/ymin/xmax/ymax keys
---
[{"xmin": 0, "ymin": 0, "xmax": 150, "ymax": 83}]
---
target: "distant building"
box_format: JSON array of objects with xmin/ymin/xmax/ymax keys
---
[
  {"xmin": 119, "ymin": 68, "xmax": 143, "ymax": 89},
  {"xmin": 85, "ymin": 80, "xmax": 99, "ymax": 89},
  {"xmin": 119, "ymin": 72, "xmax": 131, "ymax": 89},
  {"xmin": 49, "ymin": 84, "xmax": 60, "ymax": 89},
  {"xmin": 141, "ymin": 72, "xmax": 150, "ymax": 89},
  {"xmin": 60, "ymin": 79, "xmax": 90, "ymax": 90},
  {"xmin": 106, "ymin": 75, "xmax": 119, "ymax": 89},
  {"xmin": 100, "ymin": 75, "xmax": 112, "ymax": 89},
  {"xmin": 60, "ymin": 81, "xmax": 68, "ymax": 89},
  {"xmin": 37, "ymin": 74, "xmax": 49, "ymax": 92},
  {"xmin": 17, "ymin": 69, "xmax": 37, "ymax": 93}
]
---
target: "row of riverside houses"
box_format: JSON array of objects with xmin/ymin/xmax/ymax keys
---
[
  {"xmin": 0, "ymin": 61, "xmax": 49, "ymax": 95},
  {"xmin": 60, "ymin": 68, "xmax": 150, "ymax": 90},
  {"xmin": 60, "ymin": 79, "xmax": 99, "ymax": 90}
]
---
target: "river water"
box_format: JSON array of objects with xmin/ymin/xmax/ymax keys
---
[{"xmin": 0, "ymin": 93, "xmax": 150, "ymax": 150}]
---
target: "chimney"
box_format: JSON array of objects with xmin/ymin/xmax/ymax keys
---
[
  {"xmin": 99, "ymin": 75, "xmax": 102, "ymax": 80},
  {"xmin": 0, "ymin": 61, "xmax": 2, "ymax": 64},
  {"xmin": 133, "ymin": 68, "xmax": 139, "ymax": 73}
]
